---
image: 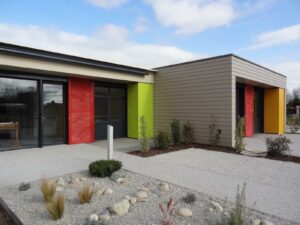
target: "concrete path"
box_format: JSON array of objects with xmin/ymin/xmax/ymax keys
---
[
  {"xmin": 0, "ymin": 143, "xmax": 299, "ymax": 223},
  {"xmin": 245, "ymin": 133, "xmax": 300, "ymax": 157}
]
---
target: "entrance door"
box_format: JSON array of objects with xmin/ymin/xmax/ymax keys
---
[
  {"xmin": 42, "ymin": 82, "xmax": 66, "ymax": 145},
  {"xmin": 94, "ymin": 84, "xmax": 126, "ymax": 140},
  {"xmin": 254, "ymin": 88, "xmax": 264, "ymax": 133}
]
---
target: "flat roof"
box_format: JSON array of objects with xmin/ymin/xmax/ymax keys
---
[
  {"xmin": 0, "ymin": 42, "xmax": 151, "ymax": 76},
  {"xmin": 154, "ymin": 53, "xmax": 286, "ymax": 78}
]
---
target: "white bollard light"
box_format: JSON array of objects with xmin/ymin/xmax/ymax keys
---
[{"xmin": 107, "ymin": 125, "xmax": 113, "ymax": 160}]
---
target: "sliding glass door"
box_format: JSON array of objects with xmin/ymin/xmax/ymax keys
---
[
  {"xmin": 0, "ymin": 75, "xmax": 66, "ymax": 151},
  {"xmin": 42, "ymin": 82, "xmax": 66, "ymax": 145},
  {"xmin": 0, "ymin": 77, "xmax": 39, "ymax": 150}
]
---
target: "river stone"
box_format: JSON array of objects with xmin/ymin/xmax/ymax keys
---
[
  {"xmin": 251, "ymin": 218, "xmax": 261, "ymax": 225},
  {"xmin": 261, "ymin": 220, "xmax": 274, "ymax": 225},
  {"xmin": 96, "ymin": 188, "xmax": 105, "ymax": 196},
  {"xmin": 135, "ymin": 191, "xmax": 148, "ymax": 200},
  {"xmin": 99, "ymin": 214, "xmax": 110, "ymax": 221},
  {"xmin": 211, "ymin": 201, "xmax": 223, "ymax": 212},
  {"xmin": 130, "ymin": 197, "xmax": 137, "ymax": 205},
  {"xmin": 111, "ymin": 199, "xmax": 130, "ymax": 216},
  {"xmin": 105, "ymin": 188, "xmax": 113, "ymax": 195},
  {"xmin": 159, "ymin": 182, "xmax": 170, "ymax": 192},
  {"xmin": 56, "ymin": 186, "xmax": 64, "ymax": 192},
  {"xmin": 89, "ymin": 214, "xmax": 98, "ymax": 222},
  {"xmin": 116, "ymin": 178, "xmax": 124, "ymax": 183},
  {"xmin": 177, "ymin": 208, "xmax": 193, "ymax": 217},
  {"xmin": 56, "ymin": 178, "xmax": 65, "ymax": 186},
  {"xmin": 110, "ymin": 170, "xmax": 127, "ymax": 181}
]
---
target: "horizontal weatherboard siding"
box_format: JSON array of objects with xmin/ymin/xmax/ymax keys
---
[{"xmin": 154, "ymin": 56, "xmax": 233, "ymax": 147}]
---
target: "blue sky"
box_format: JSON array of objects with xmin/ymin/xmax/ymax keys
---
[{"xmin": 0, "ymin": 0, "xmax": 299, "ymax": 90}]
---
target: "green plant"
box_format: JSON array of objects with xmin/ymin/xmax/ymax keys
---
[
  {"xmin": 227, "ymin": 184, "xmax": 246, "ymax": 225},
  {"xmin": 182, "ymin": 122, "xmax": 194, "ymax": 144},
  {"xmin": 159, "ymin": 197, "xmax": 175, "ymax": 225},
  {"xmin": 154, "ymin": 131, "xmax": 171, "ymax": 149},
  {"xmin": 78, "ymin": 184, "xmax": 93, "ymax": 204},
  {"xmin": 265, "ymin": 135, "xmax": 292, "ymax": 156},
  {"xmin": 41, "ymin": 178, "xmax": 57, "ymax": 202},
  {"xmin": 235, "ymin": 117, "xmax": 245, "ymax": 153},
  {"xmin": 209, "ymin": 184, "xmax": 246, "ymax": 225},
  {"xmin": 89, "ymin": 160, "xmax": 122, "ymax": 177},
  {"xmin": 139, "ymin": 115, "xmax": 150, "ymax": 152},
  {"xmin": 209, "ymin": 115, "xmax": 221, "ymax": 145},
  {"xmin": 46, "ymin": 193, "xmax": 65, "ymax": 220},
  {"xmin": 19, "ymin": 182, "xmax": 30, "ymax": 191},
  {"xmin": 287, "ymin": 116, "xmax": 300, "ymax": 133},
  {"xmin": 171, "ymin": 119, "xmax": 181, "ymax": 145},
  {"xmin": 181, "ymin": 193, "xmax": 196, "ymax": 205}
]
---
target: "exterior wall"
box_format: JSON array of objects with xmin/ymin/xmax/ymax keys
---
[
  {"xmin": 232, "ymin": 56, "xmax": 286, "ymax": 88},
  {"xmin": 154, "ymin": 56, "xmax": 233, "ymax": 147},
  {"xmin": 127, "ymin": 83, "xmax": 153, "ymax": 138},
  {"xmin": 68, "ymin": 77, "xmax": 94, "ymax": 144},
  {"xmin": 0, "ymin": 54, "xmax": 154, "ymax": 84},
  {"xmin": 232, "ymin": 56, "xmax": 286, "ymax": 139},
  {"xmin": 244, "ymin": 85, "xmax": 254, "ymax": 137},
  {"xmin": 264, "ymin": 88, "xmax": 285, "ymax": 134}
]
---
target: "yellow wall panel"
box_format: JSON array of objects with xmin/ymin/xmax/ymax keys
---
[{"xmin": 264, "ymin": 88, "xmax": 285, "ymax": 134}]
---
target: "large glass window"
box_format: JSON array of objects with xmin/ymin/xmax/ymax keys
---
[{"xmin": 0, "ymin": 77, "xmax": 38, "ymax": 150}]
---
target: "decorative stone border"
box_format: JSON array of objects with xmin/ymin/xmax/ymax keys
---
[{"xmin": 0, "ymin": 197, "xmax": 24, "ymax": 225}]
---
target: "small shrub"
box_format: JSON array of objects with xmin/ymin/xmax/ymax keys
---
[
  {"xmin": 235, "ymin": 117, "xmax": 245, "ymax": 153},
  {"xmin": 139, "ymin": 115, "xmax": 150, "ymax": 152},
  {"xmin": 19, "ymin": 182, "xmax": 30, "ymax": 191},
  {"xmin": 287, "ymin": 116, "xmax": 300, "ymax": 133},
  {"xmin": 159, "ymin": 197, "xmax": 175, "ymax": 225},
  {"xmin": 46, "ymin": 193, "xmax": 65, "ymax": 220},
  {"xmin": 209, "ymin": 184, "xmax": 246, "ymax": 225},
  {"xmin": 89, "ymin": 160, "xmax": 122, "ymax": 177},
  {"xmin": 209, "ymin": 114, "xmax": 221, "ymax": 145},
  {"xmin": 171, "ymin": 119, "xmax": 181, "ymax": 145},
  {"xmin": 181, "ymin": 193, "xmax": 196, "ymax": 205},
  {"xmin": 265, "ymin": 135, "xmax": 292, "ymax": 156},
  {"xmin": 182, "ymin": 122, "xmax": 194, "ymax": 144},
  {"xmin": 78, "ymin": 184, "xmax": 93, "ymax": 204},
  {"xmin": 227, "ymin": 184, "xmax": 246, "ymax": 225},
  {"xmin": 154, "ymin": 131, "xmax": 171, "ymax": 149},
  {"xmin": 41, "ymin": 178, "xmax": 57, "ymax": 202}
]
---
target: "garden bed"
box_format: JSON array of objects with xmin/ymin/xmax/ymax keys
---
[
  {"xmin": 129, "ymin": 143, "xmax": 300, "ymax": 164},
  {"xmin": 129, "ymin": 143, "xmax": 235, "ymax": 157},
  {"xmin": 0, "ymin": 170, "xmax": 296, "ymax": 225}
]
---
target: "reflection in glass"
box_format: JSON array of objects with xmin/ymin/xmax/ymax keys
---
[
  {"xmin": 0, "ymin": 77, "xmax": 38, "ymax": 150},
  {"xmin": 43, "ymin": 83, "xmax": 65, "ymax": 145}
]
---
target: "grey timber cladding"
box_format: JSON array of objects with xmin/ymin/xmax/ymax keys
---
[
  {"xmin": 232, "ymin": 56, "xmax": 286, "ymax": 88},
  {"xmin": 154, "ymin": 55, "xmax": 233, "ymax": 147}
]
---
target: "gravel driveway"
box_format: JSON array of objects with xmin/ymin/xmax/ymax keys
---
[{"xmin": 0, "ymin": 143, "xmax": 299, "ymax": 223}]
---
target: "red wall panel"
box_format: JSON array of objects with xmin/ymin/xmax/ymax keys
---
[
  {"xmin": 244, "ymin": 85, "xmax": 254, "ymax": 137},
  {"xmin": 68, "ymin": 78, "xmax": 94, "ymax": 144}
]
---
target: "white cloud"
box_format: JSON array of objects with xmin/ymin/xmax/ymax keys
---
[
  {"xmin": 134, "ymin": 16, "xmax": 150, "ymax": 33},
  {"xmin": 86, "ymin": 0, "xmax": 128, "ymax": 9},
  {"xmin": 0, "ymin": 23, "xmax": 201, "ymax": 69},
  {"xmin": 145, "ymin": 0, "xmax": 235, "ymax": 35},
  {"xmin": 247, "ymin": 23, "xmax": 300, "ymax": 49},
  {"xmin": 265, "ymin": 61, "xmax": 300, "ymax": 90}
]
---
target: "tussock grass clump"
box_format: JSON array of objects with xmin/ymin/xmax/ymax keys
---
[
  {"xmin": 46, "ymin": 193, "xmax": 65, "ymax": 220},
  {"xmin": 78, "ymin": 184, "xmax": 93, "ymax": 204},
  {"xmin": 40, "ymin": 178, "xmax": 57, "ymax": 202}
]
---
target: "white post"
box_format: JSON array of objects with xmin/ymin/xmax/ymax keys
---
[{"xmin": 107, "ymin": 125, "xmax": 113, "ymax": 160}]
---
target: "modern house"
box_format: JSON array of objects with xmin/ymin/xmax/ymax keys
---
[{"xmin": 0, "ymin": 42, "xmax": 286, "ymax": 151}]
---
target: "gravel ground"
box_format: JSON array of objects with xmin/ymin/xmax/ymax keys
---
[{"xmin": 0, "ymin": 170, "xmax": 297, "ymax": 225}]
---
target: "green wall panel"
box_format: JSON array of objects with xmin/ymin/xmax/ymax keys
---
[{"xmin": 127, "ymin": 83, "xmax": 153, "ymax": 138}]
